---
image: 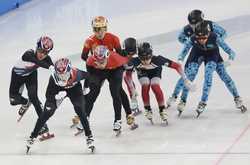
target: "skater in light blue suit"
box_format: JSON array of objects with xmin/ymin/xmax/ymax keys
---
[
  {"xmin": 177, "ymin": 21, "xmax": 247, "ymax": 117},
  {"xmin": 168, "ymin": 10, "xmax": 227, "ymax": 107}
]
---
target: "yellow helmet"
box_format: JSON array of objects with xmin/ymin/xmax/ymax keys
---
[{"xmin": 91, "ymin": 16, "xmax": 108, "ymax": 28}]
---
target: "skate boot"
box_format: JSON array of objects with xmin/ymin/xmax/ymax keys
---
[
  {"xmin": 26, "ymin": 136, "xmax": 36, "ymax": 154},
  {"xmin": 38, "ymin": 124, "xmax": 54, "ymax": 141},
  {"xmin": 17, "ymin": 100, "xmax": 31, "ymax": 122},
  {"xmin": 126, "ymin": 114, "xmax": 138, "ymax": 130},
  {"xmin": 144, "ymin": 106, "xmax": 153, "ymax": 124},
  {"xmin": 74, "ymin": 124, "xmax": 84, "ymax": 136},
  {"xmin": 159, "ymin": 107, "xmax": 168, "ymax": 125},
  {"xmin": 196, "ymin": 101, "xmax": 207, "ymax": 118},
  {"xmin": 86, "ymin": 135, "xmax": 95, "ymax": 153},
  {"xmin": 70, "ymin": 115, "xmax": 80, "ymax": 128},
  {"xmin": 177, "ymin": 100, "xmax": 186, "ymax": 117},
  {"xmin": 234, "ymin": 96, "xmax": 247, "ymax": 113},
  {"xmin": 113, "ymin": 120, "xmax": 122, "ymax": 137},
  {"xmin": 38, "ymin": 124, "xmax": 49, "ymax": 135},
  {"xmin": 166, "ymin": 96, "xmax": 177, "ymax": 108}
]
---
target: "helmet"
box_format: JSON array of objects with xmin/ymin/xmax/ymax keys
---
[
  {"xmin": 123, "ymin": 37, "xmax": 137, "ymax": 54},
  {"xmin": 54, "ymin": 58, "xmax": 72, "ymax": 83},
  {"xmin": 91, "ymin": 16, "xmax": 108, "ymax": 28},
  {"xmin": 37, "ymin": 36, "xmax": 53, "ymax": 52},
  {"xmin": 138, "ymin": 42, "xmax": 153, "ymax": 60},
  {"xmin": 195, "ymin": 21, "xmax": 211, "ymax": 36},
  {"xmin": 188, "ymin": 9, "xmax": 204, "ymax": 25},
  {"xmin": 93, "ymin": 45, "xmax": 110, "ymax": 62}
]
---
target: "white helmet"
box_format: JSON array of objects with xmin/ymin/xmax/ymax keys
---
[{"xmin": 93, "ymin": 45, "xmax": 110, "ymax": 62}]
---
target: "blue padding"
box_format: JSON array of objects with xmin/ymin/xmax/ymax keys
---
[{"xmin": 0, "ymin": 0, "xmax": 31, "ymax": 15}]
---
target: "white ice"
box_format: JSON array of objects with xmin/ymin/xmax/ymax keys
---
[{"xmin": 0, "ymin": 0, "xmax": 250, "ymax": 165}]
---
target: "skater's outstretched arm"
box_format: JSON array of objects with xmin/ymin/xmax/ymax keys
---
[
  {"xmin": 22, "ymin": 50, "xmax": 53, "ymax": 69},
  {"xmin": 216, "ymin": 37, "xmax": 236, "ymax": 60},
  {"xmin": 177, "ymin": 40, "xmax": 193, "ymax": 62}
]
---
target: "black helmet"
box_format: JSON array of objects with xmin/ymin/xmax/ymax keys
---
[
  {"xmin": 138, "ymin": 42, "xmax": 153, "ymax": 60},
  {"xmin": 188, "ymin": 9, "xmax": 204, "ymax": 25},
  {"xmin": 123, "ymin": 37, "xmax": 137, "ymax": 54},
  {"xmin": 195, "ymin": 21, "xmax": 211, "ymax": 36}
]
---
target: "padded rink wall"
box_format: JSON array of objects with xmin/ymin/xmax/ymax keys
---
[{"xmin": 0, "ymin": 0, "xmax": 31, "ymax": 15}]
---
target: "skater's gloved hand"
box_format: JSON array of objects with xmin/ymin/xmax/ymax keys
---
[
  {"xmin": 55, "ymin": 91, "xmax": 67, "ymax": 100},
  {"xmin": 223, "ymin": 59, "xmax": 233, "ymax": 67},
  {"xmin": 183, "ymin": 78, "xmax": 196, "ymax": 92},
  {"xmin": 83, "ymin": 87, "xmax": 90, "ymax": 95},
  {"xmin": 177, "ymin": 58, "xmax": 184, "ymax": 66}
]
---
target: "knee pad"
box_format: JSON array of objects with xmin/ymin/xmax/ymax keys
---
[
  {"xmin": 139, "ymin": 77, "xmax": 150, "ymax": 85},
  {"xmin": 150, "ymin": 77, "xmax": 161, "ymax": 85}
]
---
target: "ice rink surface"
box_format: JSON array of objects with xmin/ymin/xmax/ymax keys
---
[{"xmin": 0, "ymin": 0, "xmax": 250, "ymax": 164}]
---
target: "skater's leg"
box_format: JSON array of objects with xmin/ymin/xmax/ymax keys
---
[
  {"xmin": 200, "ymin": 61, "xmax": 217, "ymax": 103},
  {"xmin": 85, "ymin": 74, "xmax": 104, "ymax": 117},
  {"xmin": 30, "ymin": 100, "xmax": 56, "ymax": 138},
  {"xmin": 124, "ymin": 70, "xmax": 137, "ymax": 98},
  {"xmin": 216, "ymin": 63, "xmax": 239, "ymax": 98},
  {"xmin": 180, "ymin": 62, "xmax": 200, "ymax": 102},
  {"xmin": 25, "ymin": 71, "xmax": 43, "ymax": 117},
  {"xmin": 139, "ymin": 77, "xmax": 153, "ymax": 121},
  {"xmin": 68, "ymin": 83, "xmax": 92, "ymax": 137},
  {"xmin": 108, "ymin": 68, "xmax": 123, "ymax": 122},
  {"xmin": 139, "ymin": 77, "xmax": 150, "ymax": 108},
  {"xmin": 150, "ymin": 77, "xmax": 165, "ymax": 107},
  {"xmin": 120, "ymin": 87, "xmax": 132, "ymax": 116},
  {"xmin": 9, "ymin": 69, "xmax": 28, "ymax": 105}
]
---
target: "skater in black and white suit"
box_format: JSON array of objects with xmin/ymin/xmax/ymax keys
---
[
  {"xmin": 9, "ymin": 36, "xmax": 53, "ymax": 132},
  {"xmin": 26, "ymin": 58, "xmax": 95, "ymax": 153}
]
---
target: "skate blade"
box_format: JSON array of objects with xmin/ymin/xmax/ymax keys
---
[
  {"xmin": 17, "ymin": 109, "xmax": 28, "ymax": 122},
  {"xmin": 39, "ymin": 133, "xmax": 55, "ymax": 141},
  {"xmin": 88, "ymin": 146, "xmax": 95, "ymax": 153},
  {"xmin": 17, "ymin": 115, "xmax": 24, "ymax": 122},
  {"xmin": 130, "ymin": 123, "xmax": 139, "ymax": 130},
  {"xmin": 240, "ymin": 106, "xmax": 247, "ymax": 113},
  {"xmin": 148, "ymin": 119, "xmax": 154, "ymax": 125},
  {"xmin": 74, "ymin": 130, "xmax": 84, "ymax": 136},
  {"xmin": 70, "ymin": 123, "xmax": 78, "ymax": 128},
  {"xmin": 161, "ymin": 119, "xmax": 168, "ymax": 126},
  {"xmin": 114, "ymin": 130, "xmax": 121, "ymax": 137},
  {"xmin": 26, "ymin": 146, "xmax": 31, "ymax": 154},
  {"xmin": 178, "ymin": 110, "xmax": 183, "ymax": 117},
  {"xmin": 196, "ymin": 111, "xmax": 202, "ymax": 118}
]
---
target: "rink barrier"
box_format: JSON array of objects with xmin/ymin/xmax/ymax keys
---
[{"xmin": 0, "ymin": 0, "xmax": 31, "ymax": 16}]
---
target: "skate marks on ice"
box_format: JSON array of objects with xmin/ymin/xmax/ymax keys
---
[
  {"xmin": 141, "ymin": 15, "xmax": 250, "ymax": 46},
  {"xmin": 1, "ymin": 151, "xmax": 250, "ymax": 156}
]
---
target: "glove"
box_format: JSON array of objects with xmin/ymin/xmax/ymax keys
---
[
  {"xmin": 55, "ymin": 91, "xmax": 66, "ymax": 107},
  {"xmin": 83, "ymin": 87, "xmax": 90, "ymax": 95},
  {"xmin": 183, "ymin": 78, "xmax": 196, "ymax": 92},
  {"xmin": 223, "ymin": 59, "xmax": 233, "ymax": 67},
  {"xmin": 228, "ymin": 51, "xmax": 235, "ymax": 61},
  {"xmin": 55, "ymin": 91, "xmax": 67, "ymax": 100},
  {"xmin": 177, "ymin": 59, "xmax": 183, "ymax": 67}
]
